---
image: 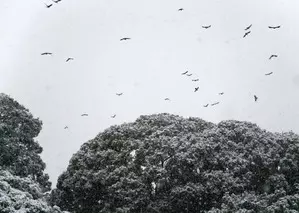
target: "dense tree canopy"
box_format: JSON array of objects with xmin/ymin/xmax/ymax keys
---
[
  {"xmin": 0, "ymin": 93, "xmax": 51, "ymax": 190},
  {"xmin": 0, "ymin": 169, "xmax": 68, "ymax": 213},
  {"xmin": 51, "ymin": 113, "xmax": 299, "ymax": 213},
  {"xmin": 0, "ymin": 93, "xmax": 67, "ymax": 212}
]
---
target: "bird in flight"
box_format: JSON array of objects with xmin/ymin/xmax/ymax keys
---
[
  {"xmin": 186, "ymin": 74, "xmax": 193, "ymax": 77},
  {"xmin": 211, "ymin": 102, "xmax": 219, "ymax": 106},
  {"xmin": 64, "ymin": 126, "xmax": 68, "ymax": 129},
  {"xmin": 66, "ymin": 57, "xmax": 74, "ymax": 62},
  {"xmin": 243, "ymin": 31, "xmax": 251, "ymax": 38},
  {"xmin": 120, "ymin": 37, "xmax": 131, "ymax": 41},
  {"xmin": 44, "ymin": 3, "xmax": 53, "ymax": 8},
  {"xmin": 219, "ymin": 92, "xmax": 224, "ymax": 95},
  {"xmin": 203, "ymin": 104, "xmax": 209, "ymax": 107},
  {"xmin": 265, "ymin": 72, "xmax": 273, "ymax": 76},
  {"xmin": 192, "ymin": 79, "xmax": 199, "ymax": 82},
  {"xmin": 268, "ymin": 26, "xmax": 281, "ymax": 29},
  {"xmin": 202, "ymin": 25, "xmax": 211, "ymax": 29},
  {"xmin": 244, "ymin": 24, "xmax": 252, "ymax": 31},
  {"xmin": 81, "ymin": 113, "xmax": 88, "ymax": 116},
  {"xmin": 111, "ymin": 114, "xmax": 116, "ymax": 118},
  {"xmin": 116, "ymin": 93, "xmax": 123, "ymax": 96},
  {"xmin": 181, "ymin": 71, "xmax": 188, "ymax": 75},
  {"xmin": 52, "ymin": 0, "xmax": 61, "ymax": 3},
  {"xmin": 194, "ymin": 87, "xmax": 199, "ymax": 92},
  {"xmin": 269, "ymin": 54, "xmax": 278, "ymax": 60},
  {"xmin": 164, "ymin": 98, "xmax": 170, "ymax": 101},
  {"xmin": 254, "ymin": 95, "xmax": 258, "ymax": 102},
  {"xmin": 41, "ymin": 52, "xmax": 52, "ymax": 56},
  {"xmin": 178, "ymin": 8, "xmax": 184, "ymax": 11}
]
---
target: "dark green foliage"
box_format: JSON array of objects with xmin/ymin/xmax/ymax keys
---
[
  {"xmin": 0, "ymin": 93, "xmax": 51, "ymax": 191},
  {"xmin": 52, "ymin": 113, "xmax": 299, "ymax": 213}
]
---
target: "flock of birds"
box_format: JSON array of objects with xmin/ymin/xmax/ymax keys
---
[{"xmin": 41, "ymin": 3, "xmax": 281, "ymax": 130}]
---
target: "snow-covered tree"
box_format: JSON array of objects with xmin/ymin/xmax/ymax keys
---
[
  {"xmin": 0, "ymin": 93, "xmax": 51, "ymax": 191},
  {"xmin": 0, "ymin": 93, "xmax": 68, "ymax": 212},
  {"xmin": 52, "ymin": 114, "xmax": 299, "ymax": 213},
  {"xmin": 0, "ymin": 170, "xmax": 68, "ymax": 213}
]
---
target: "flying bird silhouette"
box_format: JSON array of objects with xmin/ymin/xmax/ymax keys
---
[
  {"xmin": 269, "ymin": 54, "xmax": 278, "ymax": 60},
  {"xmin": 44, "ymin": 3, "xmax": 53, "ymax": 8},
  {"xmin": 111, "ymin": 114, "xmax": 116, "ymax": 118},
  {"xmin": 202, "ymin": 25, "xmax": 211, "ymax": 29},
  {"xmin": 52, "ymin": 0, "xmax": 61, "ymax": 3},
  {"xmin": 120, "ymin": 37, "xmax": 131, "ymax": 41},
  {"xmin": 211, "ymin": 102, "xmax": 219, "ymax": 106},
  {"xmin": 116, "ymin": 93, "xmax": 123, "ymax": 96},
  {"xmin": 164, "ymin": 98, "xmax": 170, "ymax": 101},
  {"xmin": 244, "ymin": 24, "xmax": 252, "ymax": 31},
  {"xmin": 243, "ymin": 31, "xmax": 251, "ymax": 38},
  {"xmin": 64, "ymin": 126, "xmax": 68, "ymax": 129},
  {"xmin": 268, "ymin": 26, "xmax": 281, "ymax": 29},
  {"xmin": 81, "ymin": 113, "xmax": 88, "ymax": 116},
  {"xmin": 194, "ymin": 87, "xmax": 199, "ymax": 92},
  {"xmin": 265, "ymin": 72, "xmax": 273, "ymax": 76},
  {"xmin": 181, "ymin": 71, "xmax": 188, "ymax": 75},
  {"xmin": 41, "ymin": 52, "xmax": 52, "ymax": 55},
  {"xmin": 66, "ymin": 57, "xmax": 74, "ymax": 62},
  {"xmin": 192, "ymin": 79, "xmax": 199, "ymax": 82},
  {"xmin": 254, "ymin": 95, "xmax": 258, "ymax": 102},
  {"xmin": 219, "ymin": 92, "xmax": 224, "ymax": 95},
  {"xmin": 178, "ymin": 8, "xmax": 184, "ymax": 11},
  {"xmin": 203, "ymin": 104, "xmax": 209, "ymax": 107},
  {"xmin": 186, "ymin": 74, "xmax": 193, "ymax": 76}
]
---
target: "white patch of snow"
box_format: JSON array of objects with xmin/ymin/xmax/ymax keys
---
[
  {"xmin": 151, "ymin": 182, "xmax": 156, "ymax": 190},
  {"xmin": 141, "ymin": 166, "xmax": 146, "ymax": 170},
  {"xmin": 130, "ymin": 150, "xmax": 136, "ymax": 160}
]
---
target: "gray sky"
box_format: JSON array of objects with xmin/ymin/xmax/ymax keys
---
[{"xmin": 1, "ymin": 0, "xmax": 299, "ymax": 186}]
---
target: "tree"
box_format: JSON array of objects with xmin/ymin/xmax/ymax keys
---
[
  {"xmin": 0, "ymin": 169, "xmax": 68, "ymax": 213},
  {"xmin": 51, "ymin": 114, "xmax": 299, "ymax": 213},
  {"xmin": 0, "ymin": 93, "xmax": 51, "ymax": 191}
]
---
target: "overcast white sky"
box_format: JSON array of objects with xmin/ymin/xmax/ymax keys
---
[{"xmin": 1, "ymin": 0, "xmax": 299, "ymax": 187}]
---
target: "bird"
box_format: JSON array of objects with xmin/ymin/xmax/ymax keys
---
[
  {"xmin": 52, "ymin": 0, "xmax": 61, "ymax": 3},
  {"xmin": 219, "ymin": 92, "xmax": 224, "ymax": 95},
  {"xmin": 66, "ymin": 57, "xmax": 74, "ymax": 62},
  {"xmin": 268, "ymin": 26, "xmax": 281, "ymax": 29},
  {"xmin": 244, "ymin": 24, "xmax": 252, "ymax": 31},
  {"xmin": 44, "ymin": 3, "xmax": 53, "ymax": 8},
  {"xmin": 178, "ymin": 8, "xmax": 184, "ymax": 11},
  {"xmin": 211, "ymin": 102, "xmax": 219, "ymax": 106},
  {"xmin": 116, "ymin": 93, "xmax": 123, "ymax": 96},
  {"xmin": 269, "ymin": 54, "xmax": 278, "ymax": 60},
  {"xmin": 243, "ymin": 31, "xmax": 251, "ymax": 38},
  {"xmin": 194, "ymin": 87, "xmax": 199, "ymax": 92},
  {"xmin": 203, "ymin": 104, "xmax": 209, "ymax": 107},
  {"xmin": 64, "ymin": 126, "xmax": 68, "ymax": 129},
  {"xmin": 202, "ymin": 25, "xmax": 211, "ymax": 29},
  {"xmin": 81, "ymin": 113, "xmax": 88, "ymax": 116},
  {"xmin": 265, "ymin": 72, "xmax": 273, "ymax": 76},
  {"xmin": 41, "ymin": 52, "xmax": 52, "ymax": 55},
  {"xmin": 111, "ymin": 114, "xmax": 116, "ymax": 118},
  {"xmin": 181, "ymin": 71, "xmax": 188, "ymax": 75},
  {"xmin": 120, "ymin": 37, "xmax": 131, "ymax": 41},
  {"xmin": 192, "ymin": 79, "xmax": 199, "ymax": 82},
  {"xmin": 186, "ymin": 74, "xmax": 193, "ymax": 77},
  {"xmin": 254, "ymin": 95, "xmax": 258, "ymax": 102},
  {"xmin": 164, "ymin": 98, "xmax": 170, "ymax": 101}
]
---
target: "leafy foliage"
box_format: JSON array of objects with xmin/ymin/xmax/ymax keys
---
[
  {"xmin": 51, "ymin": 114, "xmax": 299, "ymax": 213},
  {"xmin": 0, "ymin": 93, "xmax": 51, "ymax": 191},
  {"xmin": 0, "ymin": 170, "xmax": 68, "ymax": 213}
]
